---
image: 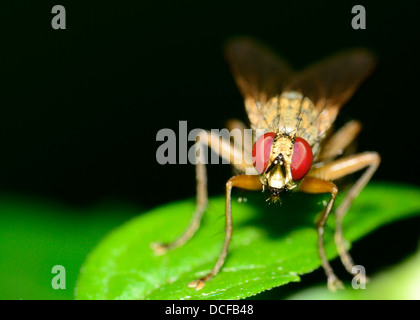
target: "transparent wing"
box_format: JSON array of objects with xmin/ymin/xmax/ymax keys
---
[
  {"xmin": 285, "ymin": 49, "xmax": 377, "ymax": 136},
  {"xmin": 225, "ymin": 37, "xmax": 293, "ymax": 129}
]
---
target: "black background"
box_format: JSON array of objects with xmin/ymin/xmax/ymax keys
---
[{"xmin": 0, "ymin": 0, "xmax": 419, "ymax": 208}]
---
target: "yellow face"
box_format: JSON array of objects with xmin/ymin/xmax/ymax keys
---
[{"xmin": 260, "ymin": 135, "xmax": 298, "ymax": 200}]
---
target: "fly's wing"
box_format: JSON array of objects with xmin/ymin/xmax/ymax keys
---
[
  {"xmin": 285, "ymin": 49, "xmax": 377, "ymax": 137},
  {"xmin": 225, "ymin": 37, "xmax": 293, "ymax": 130}
]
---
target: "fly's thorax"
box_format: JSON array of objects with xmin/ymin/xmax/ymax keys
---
[
  {"xmin": 253, "ymin": 91, "xmax": 322, "ymax": 160},
  {"xmin": 277, "ymin": 92, "xmax": 320, "ymax": 147}
]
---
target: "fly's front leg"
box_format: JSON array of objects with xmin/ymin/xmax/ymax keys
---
[
  {"xmin": 188, "ymin": 174, "xmax": 262, "ymax": 290},
  {"xmin": 151, "ymin": 130, "xmax": 254, "ymax": 255},
  {"xmin": 151, "ymin": 153, "xmax": 208, "ymax": 254},
  {"xmin": 299, "ymin": 177, "xmax": 343, "ymax": 291},
  {"xmin": 309, "ymin": 152, "xmax": 380, "ymax": 280},
  {"xmin": 226, "ymin": 118, "xmax": 252, "ymax": 157},
  {"xmin": 317, "ymin": 120, "xmax": 362, "ymax": 163}
]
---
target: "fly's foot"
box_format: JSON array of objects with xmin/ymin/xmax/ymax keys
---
[
  {"xmin": 188, "ymin": 276, "xmax": 211, "ymax": 291},
  {"xmin": 150, "ymin": 242, "xmax": 170, "ymax": 255},
  {"xmin": 327, "ymin": 274, "xmax": 344, "ymax": 292},
  {"xmin": 354, "ymin": 272, "xmax": 370, "ymax": 285}
]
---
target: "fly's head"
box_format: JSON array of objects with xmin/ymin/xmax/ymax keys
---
[{"xmin": 252, "ymin": 132, "xmax": 313, "ymax": 202}]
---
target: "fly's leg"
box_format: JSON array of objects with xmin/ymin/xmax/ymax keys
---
[
  {"xmin": 317, "ymin": 120, "xmax": 362, "ymax": 163},
  {"xmin": 299, "ymin": 177, "xmax": 343, "ymax": 291},
  {"xmin": 226, "ymin": 119, "xmax": 252, "ymax": 157},
  {"xmin": 151, "ymin": 151, "xmax": 207, "ymax": 254},
  {"xmin": 309, "ymin": 152, "xmax": 381, "ymax": 281},
  {"xmin": 151, "ymin": 129, "xmax": 255, "ymax": 255},
  {"xmin": 314, "ymin": 120, "xmax": 380, "ymax": 278},
  {"xmin": 225, "ymin": 118, "xmax": 254, "ymax": 176},
  {"xmin": 188, "ymin": 174, "xmax": 262, "ymax": 290}
]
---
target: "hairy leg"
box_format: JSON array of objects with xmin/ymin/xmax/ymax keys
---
[
  {"xmin": 151, "ymin": 129, "xmax": 255, "ymax": 254},
  {"xmin": 317, "ymin": 120, "xmax": 362, "ymax": 163},
  {"xmin": 299, "ymin": 177, "xmax": 343, "ymax": 291},
  {"xmin": 308, "ymin": 152, "xmax": 380, "ymax": 277},
  {"xmin": 188, "ymin": 174, "xmax": 262, "ymax": 290}
]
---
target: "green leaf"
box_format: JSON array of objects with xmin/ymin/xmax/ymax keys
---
[
  {"xmin": 76, "ymin": 182, "xmax": 420, "ymax": 300},
  {"xmin": 0, "ymin": 194, "xmax": 139, "ymax": 300},
  {"xmin": 285, "ymin": 244, "xmax": 420, "ymax": 300}
]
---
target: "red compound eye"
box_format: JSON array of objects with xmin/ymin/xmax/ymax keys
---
[
  {"xmin": 252, "ymin": 132, "xmax": 275, "ymax": 174},
  {"xmin": 291, "ymin": 137, "xmax": 313, "ymax": 181}
]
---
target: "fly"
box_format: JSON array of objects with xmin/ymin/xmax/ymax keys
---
[{"xmin": 152, "ymin": 37, "xmax": 380, "ymax": 291}]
